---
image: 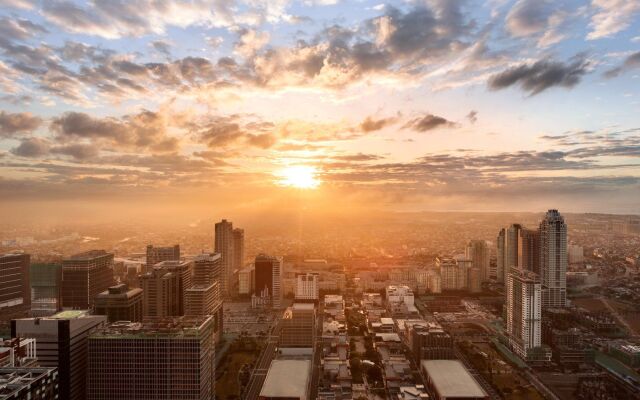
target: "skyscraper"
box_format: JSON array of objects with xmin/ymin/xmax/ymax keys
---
[
  {"xmin": 12, "ymin": 311, "xmax": 107, "ymax": 400},
  {"xmin": 140, "ymin": 260, "xmax": 192, "ymax": 318},
  {"xmin": 539, "ymin": 209, "xmax": 567, "ymax": 309},
  {"xmin": 61, "ymin": 250, "xmax": 114, "ymax": 310},
  {"xmin": 86, "ymin": 317, "xmax": 215, "ymax": 400},
  {"xmin": 0, "ymin": 253, "xmax": 30, "ymax": 318},
  {"xmin": 232, "ymin": 228, "xmax": 245, "ymax": 272},
  {"xmin": 145, "ymin": 244, "xmax": 180, "ymax": 273},
  {"xmin": 465, "ymin": 240, "xmax": 490, "ymax": 282},
  {"xmin": 506, "ymin": 267, "xmax": 542, "ymax": 361},
  {"xmin": 94, "ymin": 283, "xmax": 143, "ymax": 322},
  {"xmin": 254, "ymin": 254, "xmax": 283, "ymax": 308},
  {"xmin": 30, "ymin": 263, "xmax": 62, "ymax": 316},
  {"xmin": 505, "ymin": 224, "xmax": 523, "ymax": 283},
  {"xmin": 191, "ymin": 253, "xmax": 223, "ymax": 341},
  {"xmin": 214, "ymin": 219, "xmax": 234, "ymax": 297},
  {"xmin": 518, "ymin": 228, "xmax": 540, "ymax": 276},
  {"xmin": 496, "ymin": 229, "xmax": 506, "ymax": 283}
]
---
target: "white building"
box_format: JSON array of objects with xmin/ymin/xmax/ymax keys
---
[
  {"xmin": 385, "ymin": 285, "xmax": 417, "ymax": 316},
  {"xmin": 506, "ymin": 267, "xmax": 544, "ymax": 361},
  {"xmin": 295, "ymin": 273, "xmax": 319, "ymax": 301},
  {"xmin": 539, "ymin": 209, "xmax": 567, "ymax": 308},
  {"xmin": 568, "ymin": 244, "xmax": 584, "ymax": 264}
]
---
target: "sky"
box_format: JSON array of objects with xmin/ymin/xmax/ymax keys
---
[{"xmin": 0, "ymin": 0, "xmax": 639, "ymax": 219}]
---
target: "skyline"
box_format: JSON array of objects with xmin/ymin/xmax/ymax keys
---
[{"xmin": 1, "ymin": 0, "xmax": 640, "ymax": 216}]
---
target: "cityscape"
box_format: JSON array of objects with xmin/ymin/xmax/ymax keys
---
[{"xmin": 1, "ymin": 0, "xmax": 640, "ymax": 399}]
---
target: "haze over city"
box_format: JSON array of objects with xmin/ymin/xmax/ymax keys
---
[{"xmin": 1, "ymin": 1, "xmax": 640, "ymax": 400}]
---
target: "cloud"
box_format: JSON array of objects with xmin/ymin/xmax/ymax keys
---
[
  {"xmin": 488, "ymin": 56, "xmax": 590, "ymax": 95},
  {"xmin": 50, "ymin": 143, "xmax": 99, "ymax": 160},
  {"xmin": 49, "ymin": 110, "xmax": 179, "ymax": 152},
  {"xmin": 403, "ymin": 114, "xmax": 456, "ymax": 132},
  {"xmin": 11, "ymin": 137, "xmax": 50, "ymax": 157},
  {"xmin": 206, "ymin": 36, "xmax": 224, "ymax": 49},
  {"xmin": 506, "ymin": 0, "xmax": 552, "ymax": 37},
  {"xmin": 359, "ymin": 115, "xmax": 398, "ymax": 132},
  {"xmin": 151, "ymin": 40, "xmax": 172, "ymax": 56},
  {"xmin": 604, "ymin": 51, "xmax": 640, "ymax": 78},
  {"xmin": 466, "ymin": 110, "xmax": 478, "ymax": 124},
  {"xmin": 0, "ymin": 111, "xmax": 42, "ymax": 137},
  {"xmin": 332, "ymin": 153, "xmax": 383, "ymax": 162},
  {"xmin": 587, "ymin": 0, "xmax": 640, "ymax": 40},
  {"xmin": 234, "ymin": 28, "xmax": 270, "ymax": 58}
]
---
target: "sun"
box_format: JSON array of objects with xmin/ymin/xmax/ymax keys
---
[{"xmin": 276, "ymin": 165, "xmax": 320, "ymax": 189}]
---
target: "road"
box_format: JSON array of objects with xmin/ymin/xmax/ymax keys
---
[
  {"xmin": 524, "ymin": 370, "xmax": 561, "ymax": 400},
  {"xmin": 244, "ymin": 319, "xmax": 282, "ymax": 400},
  {"xmin": 309, "ymin": 304, "xmax": 324, "ymax": 399}
]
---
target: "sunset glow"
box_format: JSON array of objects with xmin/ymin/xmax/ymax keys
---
[{"xmin": 276, "ymin": 166, "xmax": 320, "ymax": 189}]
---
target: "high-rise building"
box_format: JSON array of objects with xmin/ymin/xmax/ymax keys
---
[
  {"xmin": 539, "ymin": 209, "xmax": 568, "ymax": 309},
  {"xmin": 215, "ymin": 219, "xmax": 234, "ymax": 297},
  {"xmin": 0, "ymin": 367, "xmax": 59, "ymax": 400},
  {"xmin": 496, "ymin": 228, "xmax": 506, "ymax": 283},
  {"xmin": 280, "ymin": 303, "xmax": 316, "ymax": 348},
  {"xmin": 505, "ymin": 224, "xmax": 523, "ymax": 283},
  {"xmin": 30, "ymin": 263, "xmax": 62, "ymax": 316},
  {"xmin": 518, "ymin": 228, "xmax": 540, "ymax": 276},
  {"xmin": 11, "ymin": 310, "xmax": 107, "ymax": 400},
  {"xmin": 139, "ymin": 266, "xmax": 176, "ymax": 318},
  {"xmin": 254, "ymin": 254, "xmax": 283, "ymax": 308},
  {"xmin": 140, "ymin": 260, "xmax": 192, "ymax": 318},
  {"xmin": 185, "ymin": 282, "xmax": 221, "ymax": 318},
  {"xmin": 468, "ymin": 267, "xmax": 481, "ymax": 293},
  {"xmin": 94, "ymin": 283, "xmax": 143, "ymax": 322},
  {"xmin": 295, "ymin": 273, "xmax": 319, "ymax": 302},
  {"xmin": 0, "ymin": 253, "xmax": 31, "ymax": 318},
  {"xmin": 437, "ymin": 257, "xmax": 469, "ymax": 291},
  {"xmin": 191, "ymin": 252, "xmax": 223, "ymax": 341},
  {"xmin": 568, "ymin": 244, "xmax": 584, "ymax": 264},
  {"xmin": 86, "ymin": 317, "xmax": 215, "ymax": 400},
  {"xmin": 238, "ymin": 266, "xmax": 254, "ymax": 295},
  {"xmin": 465, "ymin": 240, "xmax": 490, "ymax": 282},
  {"xmin": 192, "ymin": 252, "xmax": 222, "ymax": 287},
  {"xmin": 506, "ymin": 268, "xmax": 543, "ymax": 361},
  {"xmin": 232, "ymin": 228, "xmax": 245, "ymax": 272},
  {"xmin": 145, "ymin": 244, "xmax": 180, "ymax": 272},
  {"xmin": 61, "ymin": 250, "xmax": 114, "ymax": 310}
]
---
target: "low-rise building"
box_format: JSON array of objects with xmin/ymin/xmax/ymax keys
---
[
  {"xmin": 0, "ymin": 367, "xmax": 58, "ymax": 400},
  {"xmin": 259, "ymin": 359, "xmax": 311, "ymax": 400},
  {"xmin": 421, "ymin": 360, "xmax": 488, "ymax": 400}
]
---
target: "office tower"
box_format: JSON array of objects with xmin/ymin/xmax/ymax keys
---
[
  {"xmin": 505, "ymin": 224, "xmax": 523, "ymax": 283},
  {"xmin": 410, "ymin": 324, "xmax": 454, "ymax": 361},
  {"xmin": 94, "ymin": 283, "xmax": 143, "ymax": 322},
  {"xmin": 518, "ymin": 228, "xmax": 540, "ymax": 275},
  {"xmin": 295, "ymin": 273, "xmax": 319, "ymax": 302},
  {"xmin": 568, "ymin": 244, "xmax": 584, "ymax": 264},
  {"xmin": 11, "ymin": 311, "xmax": 107, "ymax": 400},
  {"xmin": 254, "ymin": 254, "xmax": 283, "ymax": 308},
  {"xmin": 145, "ymin": 244, "xmax": 180, "ymax": 272},
  {"xmin": 139, "ymin": 260, "xmax": 192, "ymax": 318},
  {"xmin": 437, "ymin": 257, "xmax": 459, "ymax": 291},
  {"xmin": 61, "ymin": 250, "xmax": 114, "ymax": 310},
  {"xmin": 0, "ymin": 367, "xmax": 59, "ymax": 399},
  {"xmin": 506, "ymin": 268, "xmax": 542, "ymax": 361},
  {"xmin": 465, "ymin": 240, "xmax": 491, "ymax": 282},
  {"xmin": 86, "ymin": 317, "xmax": 215, "ymax": 400},
  {"xmin": 238, "ymin": 265, "xmax": 254, "ymax": 295},
  {"xmin": 0, "ymin": 254, "xmax": 30, "ymax": 318},
  {"xmin": 185, "ymin": 281, "xmax": 221, "ymax": 317},
  {"xmin": 191, "ymin": 253, "xmax": 223, "ymax": 341},
  {"xmin": 539, "ymin": 209, "xmax": 568, "ymax": 309},
  {"xmin": 468, "ymin": 267, "xmax": 481, "ymax": 293},
  {"xmin": 496, "ymin": 228, "xmax": 506, "ymax": 283},
  {"xmin": 280, "ymin": 303, "xmax": 316, "ymax": 348},
  {"xmin": 30, "ymin": 263, "xmax": 62, "ymax": 316},
  {"xmin": 233, "ymin": 228, "xmax": 245, "ymax": 271},
  {"xmin": 214, "ymin": 219, "xmax": 234, "ymax": 297},
  {"xmin": 456, "ymin": 258, "xmax": 471, "ymax": 290}
]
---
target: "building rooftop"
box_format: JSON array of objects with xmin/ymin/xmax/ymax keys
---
[
  {"xmin": 66, "ymin": 250, "xmax": 110, "ymax": 260},
  {"xmin": 154, "ymin": 260, "xmax": 191, "ymax": 268},
  {"xmin": 260, "ymin": 359, "xmax": 310, "ymax": 399},
  {"xmin": 89, "ymin": 316, "xmax": 213, "ymax": 339},
  {"xmin": 0, "ymin": 368, "xmax": 57, "ymax": 397},
  {"xmin": 51, "ymin": 310, "xmax": 91, "ymax": 319},
  {"xmin": 421, "ymin": 360, "xmax": 487, "ymax": 398},
  {"xmin": 292, "ymin": 303, "xmax": 316, "ymax": 310}
]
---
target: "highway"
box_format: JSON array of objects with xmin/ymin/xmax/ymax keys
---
[{"xmin": 244, "ymin": 319, "xmax": 282, "ymax": 400}]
